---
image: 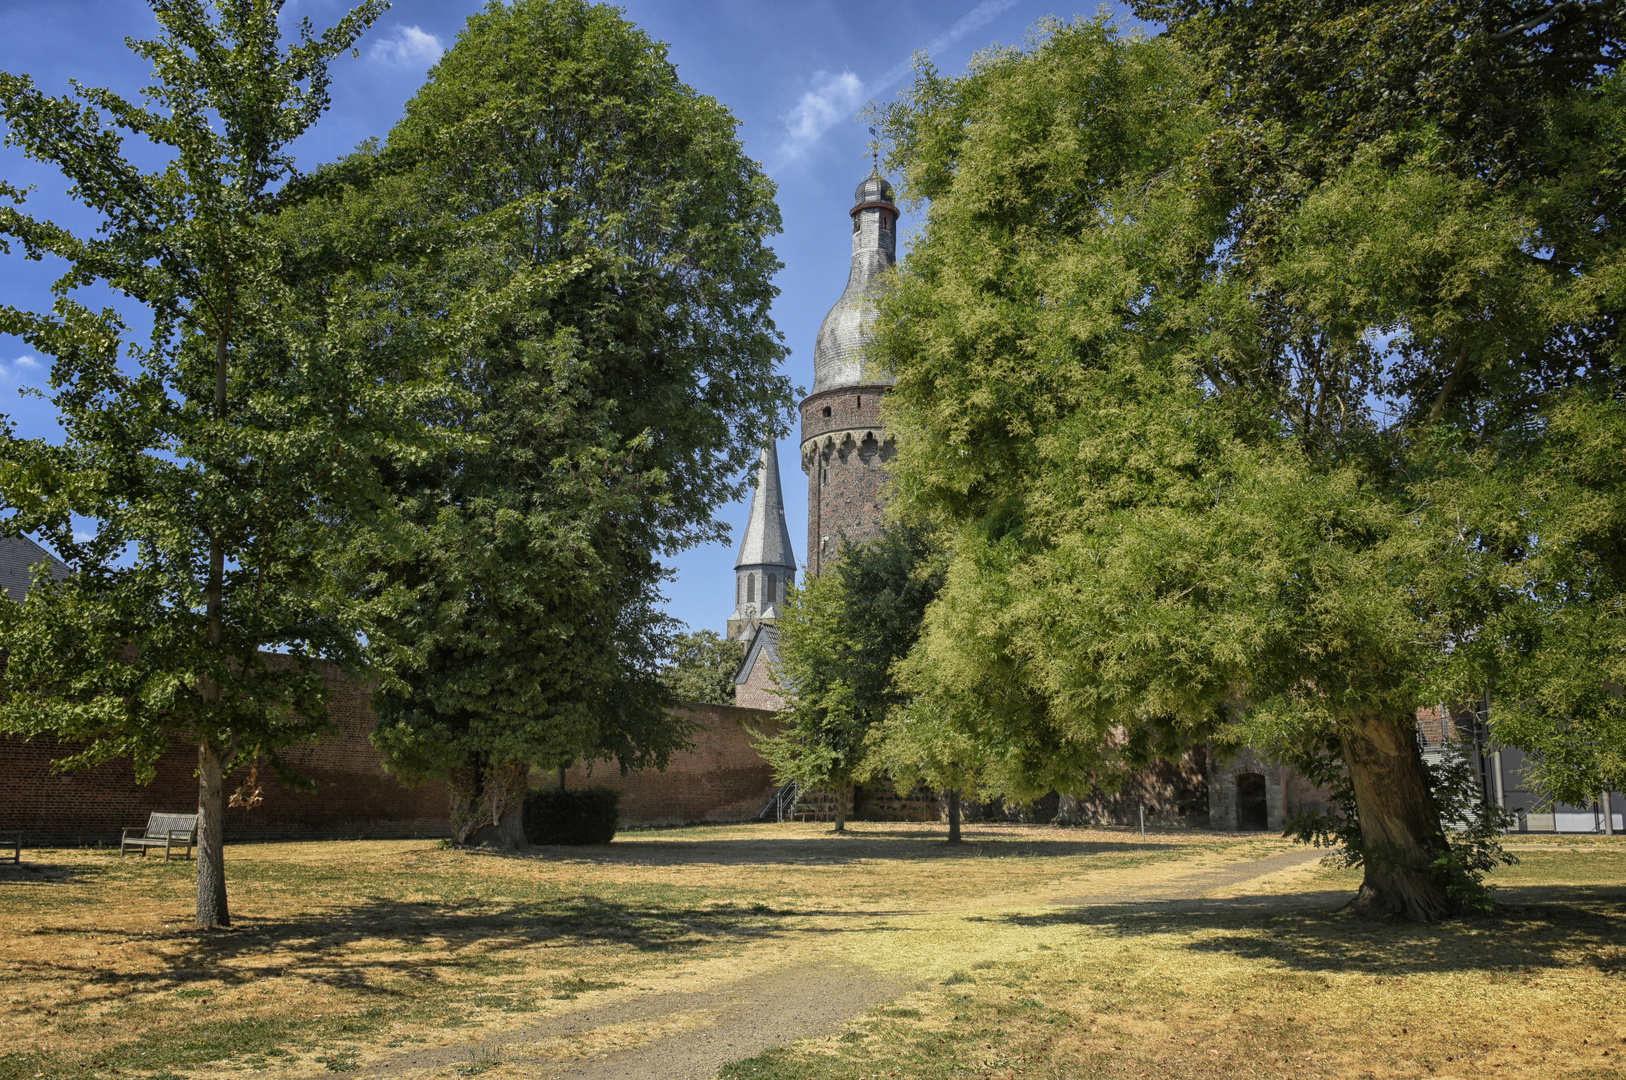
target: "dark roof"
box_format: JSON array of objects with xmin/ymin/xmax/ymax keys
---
[{"xmin": 0, "ymin": 536, "xmax": 70, "ymax": 603}]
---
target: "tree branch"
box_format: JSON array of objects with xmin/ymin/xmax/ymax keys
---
[
  {"xmin": 1490, "ymin": 1, "xmax": 1582, "ymax": 42},
  {"xmin": 1426, "ymin": 343, "xmax": 1473, "ymax": 427}
]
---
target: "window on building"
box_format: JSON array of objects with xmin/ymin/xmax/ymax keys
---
[
  {"xmin": 746, "ymin": 575, "xmax": 755, "ymax": 603},
  {"xmin": 856, "ymin": 395, "xmax": 862, "ymax": 408},
  {"xmin": 822, "ymin": 405, "xmax": 831, "ymax": 417},
  {"xmin": 766, "ymin": 574, "xmax": 777, "ymax": 603}
]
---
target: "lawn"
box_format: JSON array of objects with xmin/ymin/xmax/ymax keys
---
[{"xmin": 1, "ymin": 825, "xmax": 1621, "ymax": 1079}]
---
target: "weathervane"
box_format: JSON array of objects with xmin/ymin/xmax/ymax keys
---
[{"xmin": 868, "ymin": 125, "xmax": 880, "ymax": 171}]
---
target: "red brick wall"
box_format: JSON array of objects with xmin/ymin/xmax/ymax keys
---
[
  {"xmin": 561, "ymin": 702, "xmax": 783, "ymax": 825},
  {"xmin": 1, "ymin": 675, "xmax": 794, "ymax": 842},
  {"xmin": 735, "ymin": 646, "xmax": 785, "ymax": 711},
  {"xmin": 800, "ymin": 387, "xmax": 893, "ymax": 576},
  {"xmin": 0, "ymin": 661, "xmax": 448, "ymax": 846}
]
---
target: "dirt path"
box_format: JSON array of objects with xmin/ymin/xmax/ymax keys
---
[
  {"xmin": 359, "ymin": 961, "xmax": 902, "ymax": 1079},
  {"xmin": 1047, "ymin": 846, "xmax": 1330, "ymax": 906},
  {"xmin": 361, "ymin": 848, "xmax": 1325, "ymax": 1080}
]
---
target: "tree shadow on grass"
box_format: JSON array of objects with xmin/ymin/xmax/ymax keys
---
[
  {"xmin": 998, "ymin": 884, "xmax": 1626, "ymax": 977},
  {"xmin": 504, "ymin": 832, "xmax": 1187, "ymax": 868},
  {"xmin": 0, "ymin": 859, "xmax": 100, "ymax": 886},
  {"xmin": 7, "ymin": 890, "xmax": 903, "ymax": 999}
]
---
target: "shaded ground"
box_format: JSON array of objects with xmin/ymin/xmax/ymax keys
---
[{"xmin": 0, "ymin": 826, "xmax": 1621, "ymax": 1079}]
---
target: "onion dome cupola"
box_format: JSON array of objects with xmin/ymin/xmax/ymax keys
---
[
  {"xmin": 811, "ymin": 168, "xmax": 899, "ymax": 396},
  {"xmin": 727, "ymin": 441, "xmax": 798, "ymax": 641}
]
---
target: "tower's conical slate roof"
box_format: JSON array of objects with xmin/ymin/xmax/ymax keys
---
[
  {"xmin": 734, "ymin": 442, "xmax": 797, "ymax": 571},
  {"xmin": 811, "ymin": 168, "xmax": 898, "ymax": 396}
]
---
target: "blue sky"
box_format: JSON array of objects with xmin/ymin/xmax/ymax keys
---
[{"xmin": 0, "ymin": 0, "xmax": 1136, "ymax": 638}]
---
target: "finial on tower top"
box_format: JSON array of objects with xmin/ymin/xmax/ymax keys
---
[{"xmin": 868, "ymin": 124, "xmax": 880, "ymax": 171}]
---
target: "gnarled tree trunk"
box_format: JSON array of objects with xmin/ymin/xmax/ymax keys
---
[
  {"xmin": 1341, "ymin": 712, "xmax": 1451, "ymax": 922},
  {"xmin": 946, "ymin": 788, "xmax": 962, "ymax": 843},
  {"xmin": 196, "ymin": 742, "xmax": 230, "ymax": 928},
  {"xmin": 450, "ymin": 758, "xmax": 531, "ymax": 849}
]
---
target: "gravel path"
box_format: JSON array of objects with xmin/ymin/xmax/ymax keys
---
[
  {"xmin": 359, "ymin": 960, "xmax": 902, "ymax": 1079},
  {"xmin": 361, "ymin": 848, "xmax": 1324, "ymax": 1079},
  {"xmin": 1047, "ymin": 846, "xmax": 1330, "ymax": 907}
]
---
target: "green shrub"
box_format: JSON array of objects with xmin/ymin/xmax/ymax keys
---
[{"xmin": 522, "ymin": 787, "xmax": 620, "ymax": 845}]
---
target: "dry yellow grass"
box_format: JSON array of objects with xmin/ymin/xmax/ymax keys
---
[{"xmin": 1, "ymin": 824, "xmax": 1621, "ymax": 1079}]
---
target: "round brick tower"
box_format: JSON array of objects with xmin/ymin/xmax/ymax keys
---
[{"xmin": 801, "ymin": 169, "xmax": 898, "ymax": 577}]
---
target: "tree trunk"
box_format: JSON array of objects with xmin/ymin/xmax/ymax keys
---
[
  {"xmin": 196, "ymin": 742, "xmax": 230, "ymax": 928},
  {"xmin": 1341, "ymin": 712, "xmax": 1452, "ymax": 922},
  {"xmin": 832, "ymin": 779, "xmax": 847, "ymax": 833},
  {"xmin": 195, "ymin": 321, "xmax": 232, "ymax": 930},
  {"xmin": 452, "ymin": 758, "xmax": 530, "ymax": 850},
  {"xmin": 556, "ymin": 765, "xmax": 566, "ymax": 791},
  {"xmin": 946, "ymin": 788, "xmax": 962, "ymax": 843}
]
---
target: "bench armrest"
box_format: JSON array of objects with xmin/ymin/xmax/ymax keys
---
[
  {"xmin": 121, "ymin": 827, "xmax": 145, "ymax": 840},
  {"xmin": 166, "ymin": 830, "xmax": 193, "ymax": 840}
]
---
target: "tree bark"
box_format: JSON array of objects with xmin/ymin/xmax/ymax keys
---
[
  {"xmin": 448, "ymin": 762, "xmax": 485, "ymax": 846},
  {"xmin": 832, "ymin": 778, "xmax": 847, "ymax": 833},
  {"xmin": 453, "ymin": 758, "xmax": 531, "ymax": 850},
  {"xmin": 196, "ymin": 742, "xmax": 230, "ymax": 928},
  {"xmin": 946, "ymin": 788, "xmax": 962, "ymax": 843},
  {"xmin": 195, "ymin": 318, "xmax": 232, "ymax": 930},
  {"xmin": 1341, "ymin": 712, "xmax": 1452, "ymax": 922}
]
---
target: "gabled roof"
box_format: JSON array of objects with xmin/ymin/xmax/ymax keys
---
[
  {"xmin": 733, "ymin": 623, "xmax": 780, "ymax": 686},
  {"xmin": 0, "ymin": 535, "xmax": 69, "ymax": 604},
  {"xmin": 734, "ymin": 442, "xmax": 797, "ymax": 571}
]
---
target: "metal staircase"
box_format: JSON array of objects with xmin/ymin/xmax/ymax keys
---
[{"xmin": 758, "ymin": 781, "xmax": 799, "ymax": 822}]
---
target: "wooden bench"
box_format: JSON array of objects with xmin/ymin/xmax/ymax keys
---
[
  {"xmin": 0, "ymin": 831, "xmax": 18, "ymax": 864},
  {"xmin": 120, "ymin": 813, "xmax": 198, "ymax": 861}
]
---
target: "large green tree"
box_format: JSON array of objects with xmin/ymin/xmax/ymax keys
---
[
  {"xmin": 661, "ymin": 630, "xmax": 745, "ymax": 707},
  {"xmin": 353, "ymin": 0, "xmax": 793, "ymax": 846},
  {"xmin": 871, "ymin": 10, "xmax": 1619, "ymax": 919},
  {"xmin": 758, "ymin": 524, "xmax": 946, "ymax": 832},
  {"xmin": 0, "ymin": 0, "xmax": 419, "ymax": 928}
]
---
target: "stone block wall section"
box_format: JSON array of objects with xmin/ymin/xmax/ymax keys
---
[
  {"xmin": 800, "ymin": 388, "xmax": 893, "ymax": 577},
  {"xmin": 562, "ymin": 703, "xmax": 783, "ymax": 826},
  {"xmin": 1058, "ymin": 749, "xmax": 1212, "ymax": 827},
  {"xmin": 1208, "ymin": 746, "xmax": 1336, "ymax": 832}
]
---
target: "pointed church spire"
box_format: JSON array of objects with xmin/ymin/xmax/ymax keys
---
[{"xmin": 728, "ymin": 442, "xmax": 797, "ymax": 641}]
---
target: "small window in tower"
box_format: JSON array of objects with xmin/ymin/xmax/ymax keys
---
[
  {"xmin": 822, "ymin": 406, "xmax": 831, "ymax": 418},
  {"xmin": 747, "ymin": 575, "xmax": 755, "ymax": 603},
  {"xmin": 857, "ymin": 396, "xmax": 862, "ymax": 408},
  {"xmin": 767, "ymin": 574, "xmax": 777, "ymax": 603}
]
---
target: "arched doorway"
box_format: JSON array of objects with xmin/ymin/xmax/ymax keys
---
[{"xmin": 1236, "ymin": 773, "xmax": 1268, "ymax": 831}]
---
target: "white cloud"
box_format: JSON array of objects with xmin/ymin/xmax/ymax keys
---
[
  {"xmin": 369, "ymin": 25, "xmax": 444, "ymax": 67},
  {"xmin": 776, "ymin": 0, "xmax": 1024, "ymax": 163},
  {"xmin": 873, "ymin": 0, "xmax": 1024, "ymax": 90},
  {"xmin": 778, "ymin": 70, "xmax": 866, "ymax": 162},
  {"xmin": 1, "ymin": 355, "xmax": 41, "ymax": 381}
]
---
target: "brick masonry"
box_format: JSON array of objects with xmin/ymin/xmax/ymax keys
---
[
  {"xmin": 562, "ymin": 703, "xmax": 783, "ymax": 825},
  {"xmin": 800, "ymin": 387, "xmax": 893, "ymax": 577},
  {"xmin": 0, "ymin": 661, "xmax": 448, "ymax": 846},
  {"xmin": 735, "ymin": 645, "xmax": 784, "ymax": 712},
  {"xmin": 0, "ymin": 664, "xmax": 790, "ymax": 842}
]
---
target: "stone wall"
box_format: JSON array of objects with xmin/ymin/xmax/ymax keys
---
[
  {"xmin": 800, "ymin": 388, "xmax": 892, "ymax": 576},
  {"xmin": 1207, "ymin": 746, "xmax": 1336, "ymax": 832},
  {"xmin": 1058, "ymin": 750, "xmax": 1211, "ymax": 827}
]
